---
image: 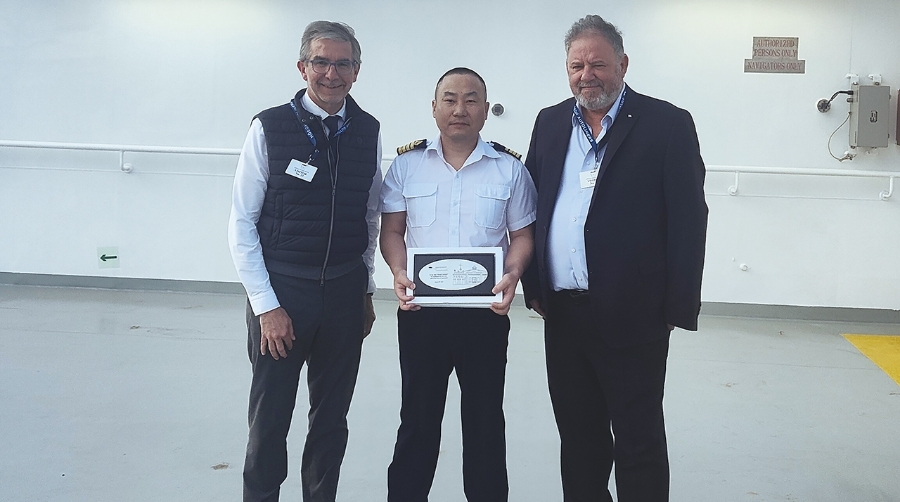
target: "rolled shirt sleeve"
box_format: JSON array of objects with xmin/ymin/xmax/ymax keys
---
[
  {"xmin": 380, "ymin": 154, "xmax": 408, "ymax": 214},
  {"xmin": 505, "ymin": 159, "xmax": 537, "ymax": 232}
]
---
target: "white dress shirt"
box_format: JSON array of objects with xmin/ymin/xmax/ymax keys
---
[
  {"xmin": 228, "ymin": 92, "xmax": 383, "ymax": 315},
  {"xmin": 547, "ymin": 87, "xmax": 625, "ymax": 291},
  {"xmin": 381, "ymin": 135, "xmax": 536, "ymax": 251}
]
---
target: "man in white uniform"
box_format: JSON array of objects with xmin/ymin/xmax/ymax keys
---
[{"xmin": 379, "ymin": 67, "xmax": 537, "ymax": 502}]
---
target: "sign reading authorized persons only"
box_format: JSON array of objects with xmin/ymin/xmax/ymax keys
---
[{"xmin": 744, "ymin": 37, "xmax": 806, "ymax": 74}]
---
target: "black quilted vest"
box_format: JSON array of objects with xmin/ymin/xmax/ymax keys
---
[{"xmin": 255, "ymin": 90, "xmax": 380, "ymax": 281}]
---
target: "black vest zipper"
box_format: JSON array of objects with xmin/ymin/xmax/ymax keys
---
[{"xmin": 320, "ymin": 133, "xmax": 339, "ymax": 286}]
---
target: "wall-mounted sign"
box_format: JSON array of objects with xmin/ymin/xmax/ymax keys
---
[
  {"xmin": 98, "ymin": 246, "xmax": 120, "ymax": 269},
  {"xmin": 744, "ymin": 37, "xmax": 805, "ymax": 74}
]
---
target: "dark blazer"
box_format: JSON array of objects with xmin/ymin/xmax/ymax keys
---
[{"xmin": 521, "ymin": 85, "xmax": 708, "ymax": 347}]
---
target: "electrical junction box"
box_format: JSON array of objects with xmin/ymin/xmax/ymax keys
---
[{"xmin": 849, "ymin": 83, "xmax": 891, "ymax": 148}]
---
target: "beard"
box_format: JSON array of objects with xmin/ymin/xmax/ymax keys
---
[{"xmin": 574, "ymin": 79, "xmax": 623, "ymax": 111}]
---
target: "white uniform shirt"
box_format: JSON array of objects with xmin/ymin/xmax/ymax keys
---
[
  {"xmin": 228, "ymin": 92, "xmax": 383, "ymax": 315},
  {"xmin": 381, "ymin": 136, "xmax": 536, "ymax": 251},
  {"xmin": 547, "ymin": 87, "xmax": 625, "ymax": 291}
]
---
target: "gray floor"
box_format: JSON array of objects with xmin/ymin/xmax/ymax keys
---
[{"xmin": 1, "ymin": 284, "xmax": 899, "ymax": 502}]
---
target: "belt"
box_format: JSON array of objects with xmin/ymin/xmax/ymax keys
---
[{"xmin": 552, "ymin": 289, "xmax": 590, "ymax": 300}]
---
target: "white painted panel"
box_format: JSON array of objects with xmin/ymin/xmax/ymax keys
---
[{"xmin": 2, "ymin": 0, "xmax": 899, "ymax": 309}]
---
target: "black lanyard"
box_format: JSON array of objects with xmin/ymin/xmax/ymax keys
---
[
  {"xmin": 572, "ymin": 88, "xmax": 626, "ymax": 166},
  {"xmin": 289, "ymin": 100, "xmax": 351, "ymax": 162}
]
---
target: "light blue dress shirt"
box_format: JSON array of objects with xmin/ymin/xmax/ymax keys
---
[{"xmin": 546, "ymin": 87, "xmax": 626, "ymax": 291}]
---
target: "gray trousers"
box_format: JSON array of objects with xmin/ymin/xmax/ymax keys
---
[{"xmin": 242, "ymin": 265, "xmax": 366, "ymax": 502}]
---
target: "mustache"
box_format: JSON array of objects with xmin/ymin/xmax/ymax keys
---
[{"xmin": 577, "ymin": 80, "xmax": 605, "ymax": 90}]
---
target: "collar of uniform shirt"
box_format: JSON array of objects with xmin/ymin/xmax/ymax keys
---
[
  {"xmin": 427, "ymin": 135, "xmax": 500, "ymax": 170},
  {"xmin": 301, "ymin": 91, "xmax": 347, "ymax": 121},
  {"xmin": 570, "ymin": 84, "xmax": 627, "ymax": 136}
]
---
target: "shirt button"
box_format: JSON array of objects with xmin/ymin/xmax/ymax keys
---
[
  {"xmin": 571, "ymin": 248, "xmax": 576, "ymax": 253},
  {"xmin": 572, "ymin": 217, "xmax": 577, "ymax": 222}
]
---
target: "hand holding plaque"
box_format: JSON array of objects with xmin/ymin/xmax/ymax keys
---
[{"xmin": 405, "ymin": 247, "xmax": 503, "ymax": 307}]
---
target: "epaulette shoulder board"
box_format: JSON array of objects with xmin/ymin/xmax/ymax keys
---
[
  {"xmin": 396, "ymin": 139, "xmax": 427, "ymax": 155},
  {"xmin": 489, "ymin": 141, "xmax": 522, "ymax": 161}
]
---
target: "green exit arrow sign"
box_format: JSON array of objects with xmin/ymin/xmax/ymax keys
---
[{"xmin": 98, "ymin": 247, "xmax": 120, "ymax": 269}]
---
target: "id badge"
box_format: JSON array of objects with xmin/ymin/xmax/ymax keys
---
[
  {"xmin": 286, "ymin": 159, "xmax": 317, "ymax": 182},
  {"xmin": 579, "ymin": 168, "xmax": 599, "ymax": 189}
]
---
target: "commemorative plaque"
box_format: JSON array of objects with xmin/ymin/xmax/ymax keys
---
[{"xmin": 406, "ymin": 247, "xmax": 503, "ymax": 307}]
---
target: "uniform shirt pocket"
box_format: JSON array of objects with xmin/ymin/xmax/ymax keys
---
[
  {"xmin": 402, "ymin": 183, "xmax": 438, "ymax": 228},
  {"xmin": 474, "ymin": 184, "xmax": 511, "ymax": 229}
]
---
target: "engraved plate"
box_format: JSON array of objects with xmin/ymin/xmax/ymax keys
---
[
  {"xmin": 406, "ymin": 247, "xmax": 503, "ymax": 307},
  {"xmin": 418, "ymin": 259, "xmax": 489, "ymax": 291}
]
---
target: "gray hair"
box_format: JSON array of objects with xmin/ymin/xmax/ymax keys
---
[
  {"xmin": 298, "ymin": 21, "xmax": 362, "ymax": 65},
  {"xmin": 564, "ymin": 15, "xmax": 625, "ymax": 59}
]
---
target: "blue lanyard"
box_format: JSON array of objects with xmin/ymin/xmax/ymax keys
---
[
  {"xmin": 572, "ymin": 88, "xmax": 626, "ymax": 166},
  {"xmin": 289, "ymin": 100, "xmax": 352, "ymax": 162}
]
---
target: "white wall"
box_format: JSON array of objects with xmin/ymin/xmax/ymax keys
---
[{"xmin": 1, "ymin": 0, "xmax": 899, "ymax": 309}]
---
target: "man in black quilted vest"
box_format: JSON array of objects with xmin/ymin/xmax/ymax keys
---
[{"xmin": 227, "ymin": 20, "xmax": 382, "ymax": 502}]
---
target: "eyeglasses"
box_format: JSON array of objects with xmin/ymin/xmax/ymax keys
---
[{"xmin": 306, "ymin": 58, "xmax": 356, "ymax": 76}]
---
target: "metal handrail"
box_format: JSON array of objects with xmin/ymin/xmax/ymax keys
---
[
  {"xmin": 0, "ymin": 139, "xmax": 241, "ymax": 156},
  {"xmin": 1, "ymin": 140, "xmax": 897, "ymax": 199},
  {"xmin": 707, "ymin": 165, "xmax": 898, "ymax": 200},
  {"xmin": 0, "ymin": 139, "xmax": 240, "ymax": 174},
  {"xmin": 0, "ymin": 139, "xmax": 394, "ymax": 174}
]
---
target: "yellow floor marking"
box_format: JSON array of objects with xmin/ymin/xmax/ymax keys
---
[{"xmin": 843, "ymin": 334, "xmax": 900, "ymax": 386}]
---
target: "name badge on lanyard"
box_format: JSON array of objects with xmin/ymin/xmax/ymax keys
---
[
  {"xmin": 285, "ymin": 100, "xmax": 352, "ymax": 183},
  {"xmin": 572, "ymin": 89, "xmax": 626, "ymax": 190},
  {"xmin": 286, "ymin": 159, "xmax": 318, "ymax": 182},
  {"xmin": 579, "ymin": 168, "xmax": 599, "ymax": 189}
]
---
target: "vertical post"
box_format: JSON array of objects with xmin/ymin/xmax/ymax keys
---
[{"xmin": 120, "ymin": 150, "xmax": 133, "ymax": 173}]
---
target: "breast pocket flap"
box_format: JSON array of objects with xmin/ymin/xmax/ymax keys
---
[
  {"xmin": 474, "ymin": 184, "xmax": 511, "ymax": 200},
  {"xmin": 402, "ymin": 183, "xmax": 438, "ymax": 199}
]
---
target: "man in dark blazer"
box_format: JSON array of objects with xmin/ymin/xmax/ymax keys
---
[{"xmin": 521, "ymin": 14, "xmax": 708, "ymax": 502}]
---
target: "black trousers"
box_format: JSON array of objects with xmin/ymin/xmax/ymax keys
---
[
  {"xmin": 387, "ymin": 307, "xmax": 510, "ymax": 502},
  {"xmin": 243, "ymin": 265, "xmax": 366, "ymax": 502},
  {"xmin": 545, "ymin": 291, "xmax": 670, "ymax": 502}
]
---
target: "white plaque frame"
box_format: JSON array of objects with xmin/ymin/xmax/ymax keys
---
[{"xmin": 406, "ymin": 247, "xmax": 503, "ymax": 307}]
